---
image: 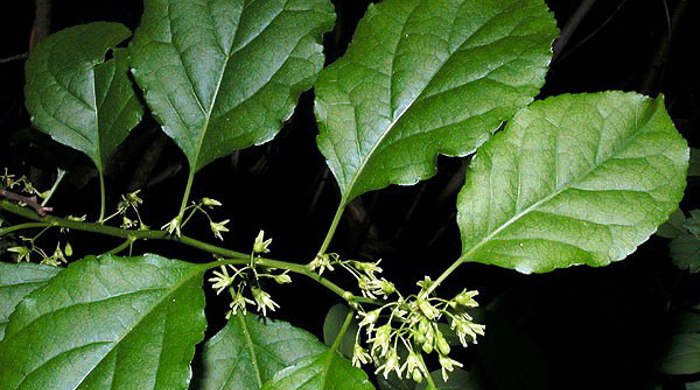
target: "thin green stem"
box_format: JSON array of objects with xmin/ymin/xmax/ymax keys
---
[
  {"xmin": 1, "ymin": 199, "xmax": 380, "ymax": 306},
  {"xmin": 105, "ymin": 238, "xmax": 134, "ymax": 255},
  {"xmin": 0, "ymin": 222, "xmax": 52, "ymax": 236},
  {"xmin": 418, "ymin": 352, "xmax": 437, "ymax": 389},
  {"xmin": 318, "ymin": 202, "xmax": 346, "ymax": 256},
  {"xmin": 41, "ymin": 169, "xmax": 66, "ymax": 207},
  {"xmin": 98, "ymin": 170, "xmax": 106, "ymax": 223},
  {"xmin": 212, "ymin": 257, "xmax": 377, "ymax": 306},
  {"xmin": 178, "ymin": 171, "xmax": 196, "ymax": 220},
  {"xmin": 1, "ymin": 199, "xmax": 247, "ymax": 258},
  {"xmin": 331, "ymin": 309, "xmax": 355, "ymax": 352},
  {"xmin": 423, "ymin": 255, "xmax": 467, "ymax": 297}
]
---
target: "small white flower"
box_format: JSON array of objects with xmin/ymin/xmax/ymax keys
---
[
  {"xmin": 417, "ymin": 298, "xmax": 440, "ymax": 320},
  {"xmin": 358, "ymin": 309, "xmax": 381, "ymax": 333},
  {"xmin": 401, "ymin": 351, "xmax": 428, "ymax": 383},
  {"xmin": 352, "ymin": 259, "xmax": 383, "ymax": 277},
  {"xmin": 450, "ymin": 289, "xmax": 479, "ymax": 308},
  {"xmin": 438, "ymin": 354, "xmax": 463, "ymax": 382},
  {"xmin": 8, "ymin": 246, "xmax": 31, "ymax": 262},
  {"xmin": 161, "ymin": 216, "xmax": 182, "ymax": 237},
  {"xmin": 374, "ymin": 349, "xmax": 402, "ymax": 379},
  {"xmin": 210, "ymin": 219, "xmax": 230, "ymax": 241},
  {"xmin": 272, "ymin": 271, "xmax": 292, "ymax": 285},
  {"xmin": 253, "ymin": 230, "xmax": 272, "ymax": 253},
  {"xmin": 226, "ymin": 288, "xmax": 254, "ymax": 319},
  {"xmin": 308, "ymin": 254, "xmax": 335, "ymax": 275},
  {"xmin": 201, "ymin": 197, "xmax": 222, "ymax": 208},
  {"xmin": 208, "ymin": 267, "xmax": 235, "ymax": 295},
  {"xmin": 251, "ymin": 287, "xmax": 279, "ymax": 316},
  {"xmin": 352, "ymin": 344, "xmax": 371, "ymax": 367},
  {"xmin": 369, "ymin": 323, "xmax": 392, "ymax": 357}
]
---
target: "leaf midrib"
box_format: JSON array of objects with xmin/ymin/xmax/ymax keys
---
[
  {"xmin": 10, "ymin": 263, "xmax": 203, "ymax": 389},
  {"xmin": 461, "ymin": 102, "xmax": 657, "ymax": 262},
  {"xmin": 338, "ymin": 1, "xmax": 520, "ymax": 202},
  {"xmin": 188, "ymin": 4, "xmax": 284, "ymax": 171},
  {"xmin": 238, "ymin": 314, "xmax": 264, "ymax": 389}
]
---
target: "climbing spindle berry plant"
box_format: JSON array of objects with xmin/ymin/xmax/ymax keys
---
[{"xmin": 0, "ymin": 0, "xmax": 690, "ymax": 389}]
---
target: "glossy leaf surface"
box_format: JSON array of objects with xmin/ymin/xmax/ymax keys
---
[
  {"xmin": 458, "ymin": 92, "xmax": 688, "ymax": 273},
  {"xmin": 194, "ymin": 313, "xmax": 326, "ymax": 390},
  {"xmin": 0, "ymin": 262, "xmax": 61, "ymax": 341},
  {"xmin": 129, "ymin": 0, "xmax": 335, "ymax": 172},
  {"xmin": 25, "ymin": 22, "xmax": 143, "ymax": 173},
  {"xmin": 260, "ymin": 343, "xmax": 374, "ymax": 389},
  {"xmin": 315, "ymin": 0, "xmax": 558, "ymax": 203},
  {"xmin": 0, "ymin": 254, "xmax": 206, "ymax": 389}
]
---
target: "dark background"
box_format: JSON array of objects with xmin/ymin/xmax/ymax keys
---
[{"xmin": 1, "ymin": 1, "xmax": 698, "ymax": 389}]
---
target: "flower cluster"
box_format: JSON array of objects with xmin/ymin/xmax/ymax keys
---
[
  {"xmin": 353, "ymin": 277, "xmax": 484, "ymax": 383},
  {"xmin": 207, "ymin": 231, "xmax": 288, "ymax": 319},
  {"xmin": 1, "ymin": 168, "xmax": 48, "ymax": 199},
  {"xmin": 161, "ymin": 197, "xmax": 229, "ymax": 240},
  {"xmin": 102, "ymin": 190, "xmax": 149, "ymax": 229},
  {"xmin": 307, "ymin": 253, "xmax": 484, "ymax": 383},
  {"xmin": 309, "ymin": 255, "xmax": 396, "ymax": 300},
  {"xmin": 8, "ymin": 237, "xmax": 72, "ymax": 266}
]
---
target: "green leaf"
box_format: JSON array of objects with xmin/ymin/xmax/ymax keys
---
[
  {"xmin": 684, "ymin": 210, "xmax": 700, "ymax": 235},
  {"xmin": 0, "ymin": 262, "xmax": 61, "ymax": 341},
  {"xmin": 671, "ymin": 308, "xmax": 700, "ymax": 335},
  {"xmin": 659, "ymin": 334, "xmax": 700, "ymax": 375},
  {"xmin": 323, "ymin": 303, "xmax": 358, "ymax": 359},
  {"xmin": 687, "ymin": 381, "xmax": 700, "ymax": 390},
  {"xmin": 193, "ymin": 313, "xmax": 327, "ymax": 390},
  {"xmin": 670, "ymin": 234, "xmax": 700, "ymax": 273},
  {"xmin": 0, "ymin": 254, "xmax": 206, "ymax": 389},
  {"xmin": 129, "ymin": 0, "xmax": 335, "ymax": 173},
  {"xmin": 657, "ymin": 209, "xmax": 687, "ymax": 239},
  {"xmin": 315, "ymin": 0, "xmax": 558, "ymax": 204},
  {"xmin": 260, "ymin": 346, "xmax": 374, "ymax": 390},
  {"xmin": 689, "ymin": 147, "xmax": 700, "ymax": 177},
  {"xmin": 25, "ymin": 22, "xmax": 144, "ymax": 174},
  {"xmin": 457, "ymin": 92, "xmax": 688, "ymax": 273}
]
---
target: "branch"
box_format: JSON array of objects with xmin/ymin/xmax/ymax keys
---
[
  {"xmin": 0, "ymin": 188, "xmax": 53, "ymax": 216},
  {"xmin": 552, "ymin": 0, "xmax": 597, "ymax": 61},
  {"xmin": 0, "ymin": 53, "xmax": 29, "ymax": 64},
  {"xmin": 30, "ymin": 0, "xmax": 52, "ymax": 49},
  {"xmin": 0, "ymin": 199, "xmax": 379, "ymax": 306}
]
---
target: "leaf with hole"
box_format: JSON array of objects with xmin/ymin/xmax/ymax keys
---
[
  {"xmin": 193, "ymin": 313, "xmax": 327, "ymax": 390},
  {"xmin": 0, "ymin": 262, "xmax": 61, "ymax": 341},
  {"xmin": 0, "ymin": 254, "xmax": 206, "ymax": 389},
  {"xmin": 315, "ymin": 0, "xmax": 558, "ymax": 204},
  {"xmin": 457, "ymin": 92, "xmax": 688, "ymax": 273},
  {"xmin": 129, "ymin": 0, "xmax": 335, "ymax": 174},
  {"xmin": 25, "ymin": 22, "xmax": 144, "ymax": 176}
]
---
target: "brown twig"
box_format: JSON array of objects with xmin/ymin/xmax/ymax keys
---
[
  {"xmin": 641, "ymin": 0, "xmax": 688, "ymax": 95},
  {"xmin": 552, "ymin": 0, "xmax": 598, "ymax": 61},
  {"xmin": 0, "ymin": 188, "xmax": 53, "ymax": 216},
  {"xmin": 0, "ymin": 53, "xmax": 29, "ymax": 64},
  {"xmin": 30, "ymin": 0, "xmax": 52, "ymax": 49}
]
